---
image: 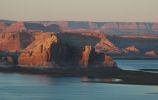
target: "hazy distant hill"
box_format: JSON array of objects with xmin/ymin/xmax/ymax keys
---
[
  {"xmin": 1, "ymin": 20, "xmax": 158, "ymax": 36},
  {"xmin": 28, "ymin": 21, "xmax": 158, "ymax": 36}
]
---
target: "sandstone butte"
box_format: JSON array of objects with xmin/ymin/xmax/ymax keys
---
[
  {"xmin": 18, "ymin": 32, "xmax": 57, "ymax": 67},
  {"xmin": 145, "ymin": 51, "xmax": 157, "ymax": 57},
  {"xmin": 0, "ymin": 32, "xmax": 118, "ymax": 69},
  {"xmin": 123, "ymin": 45, "xmax": 139, "ymax": 53},
  {"xmin": 81, "ymin": 32, "xmax": 121, "ymax": 54}
]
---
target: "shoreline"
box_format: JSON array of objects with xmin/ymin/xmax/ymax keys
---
[{"xmin": 1, "ymin": 66, "xmax": 158, "ymax": 85}]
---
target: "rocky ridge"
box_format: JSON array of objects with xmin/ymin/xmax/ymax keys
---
[{"xmin": 0, "ymin": 32, "xmax": 117, "ymax": 69}]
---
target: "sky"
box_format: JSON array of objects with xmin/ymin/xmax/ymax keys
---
[{"xmin": 0, "ymin": 0, "xmax": 158, "ymax": 22}]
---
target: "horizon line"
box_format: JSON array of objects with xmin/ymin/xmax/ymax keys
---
[{"xmin": 1, "ymin": 19, "xmax": 158, "ymax": 23}]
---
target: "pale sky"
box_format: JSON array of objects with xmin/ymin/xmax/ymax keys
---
[{"xmin": 0, "ymin": 0, "xmax": 158, "ymax": 22}]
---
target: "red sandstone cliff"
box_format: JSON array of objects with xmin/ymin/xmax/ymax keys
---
[
  {"xmin": 17, "ymin": 32, "xmax": 117, "ymax": 68},
  {"xmin": 80, "ymin": 45, "xmax": 92, "ymax": 68},
  {"xmin": 80, "ymin": 32, "xmax": 121, "ymax": 54},
  {"xmin": 95, "ymin": 37, "xmax": 121, "ymax": 54},
  {"xmin": 18, "ymin": 32, "xmax": 57, "ymax": 67},
  {"xmin": 0, "ymin": 32, "xmax": 20, "ymax": 52},
  {"xmin": 4, "ymin": 22, "xmax": 26, "ymax": 32},
  {"xmin": 0, "ymin": 32, "xmax": 34, "ymax": 52}
]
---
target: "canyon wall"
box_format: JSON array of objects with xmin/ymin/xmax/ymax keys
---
[
  {"xmin": 0, "ymin": 30, "xmax": 118, "ymax": 68},
  {"xmin": 0, "ymin": 32, "xmax": 20, "ymax": 52},
  {"xmin": 21, "ymin": 21, "xmax": 158, "ymax": 36}
]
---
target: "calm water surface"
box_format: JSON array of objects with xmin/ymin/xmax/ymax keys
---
[
  {"xmin": 0, "ymin": 60, "xmax": 158, "ymax": 100},
  {"xmin": 116, "ymin": 60, "xmax": 158, "ymax": 70}
]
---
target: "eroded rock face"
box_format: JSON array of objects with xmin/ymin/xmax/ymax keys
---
[
  {"xmin": 0, "ymin": 21, "xmax": 61, "ymax": 33},
  {"xmin": 95, "ymin": 36, "xmax": 121, "ymax": 54},
  {"xmin": 0, "ymin": 33, "xmax": 20, "ymax": 52},
  {"xmin": 103, "ymin": 56, "xmax": 117, "ymax": 67},
  {"xmin": 124, "ymin": 45, "xmax": 139, "ymax": 53},
  {"xmin": 4, "ymin": 22, "xmax": 26, "ymax": 32},
  {"xmin": 80, "ymin": 46, "xmax": 92, "ymax": 68},
  {"xmin": 18, "ymin": 32, "xmax": 57, "ymax": 68},
  {"xmin": 18, "ymin": 32, "xmax": 117, "ymax": 68},
  {"xmin": 0, "ymin": 32, "xmax": 34, "ymax": 52},
  {"xmin": 0, "ymin": 31, "xmax": 117, "ymax": 68},
  {"xmin": 80, "ymin": 32, "xmax": 121, "ymax": 54}
]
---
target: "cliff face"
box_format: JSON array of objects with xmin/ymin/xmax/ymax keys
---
[
  {"xmin": 79, "ymin": 32, "xmax": 121, "ymax": 54},
  {"xmin": 80, "ymin": 46, "xmax": 92, "ymax": 68},
  {"xmin": 4, "ymin": 22, "xmax": 26, "ymax": 32},
  {"xmin": 0, "ymin": 32, "xmax": 34, "ymax": 52},
  {"xmin": 95, "ymin": 36, "xmax": 121, "ymax": 54},
  {"xmin": 18, "ymin": 32, "xmax": 57, "ymax": 67},
  {"xmin": 1, "ymin": 20, "xmax": 158, "ymax": 61},
  {"xmin": 17, "ymin": 32, "xmax": 117, "ymax": 68},
  {"xmin": 0, "ymin": 32, "xmax": 20, "ymax": 52}
]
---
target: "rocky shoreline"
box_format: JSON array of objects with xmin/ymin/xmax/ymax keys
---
[{"xmin": 1, "ymin": 66, "xmax": 158, "ymax": 85}]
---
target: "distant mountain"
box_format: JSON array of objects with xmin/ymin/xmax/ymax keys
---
[
  {"xmin": 1, "ymin": 20, "xmax": 158, "ymax": 36},
  {"xmin": 0, "ymin": 19, "xmax": 15, "ymax": 24},
  {"xmin": 0, "ymin": 21, "xmax": 61, "ymax": 33},
  {"xmin": 27, "ymin": 21, "xmax": 158, "ymax": 36}
]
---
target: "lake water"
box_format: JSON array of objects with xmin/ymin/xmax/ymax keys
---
[
  {"xmin": 0, "ymin": 60, "xmax": 158, "ymax": 100},
  {"xmin": 116, "ymin": 60, "xmax": 158, "ymax": 70}
]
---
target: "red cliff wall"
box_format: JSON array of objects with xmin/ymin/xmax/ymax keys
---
[
  {"xmin": 0, "ymin": 32, "xmax": 20, "ymax": 52},
  {"xmin": 18, "ymin": 32, "xmax": 57, "ymax": 67}
]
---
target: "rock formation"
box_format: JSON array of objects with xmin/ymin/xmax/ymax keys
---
[
  {"xmin": 95, "ymin": 36, "xmax": 121, "ymax": 54},
  {"xmin": 18, "ymin": 32, "xmax": 57, "ymax": 67},
  {"xmin": 103, "ymin": 56, "xmax": 117, "ymax": 67},
  {"xmin": 19, "ymin": 21, "xmax": 158, "ymax": 36},
  {"xmin": 80, "ymin": 32, "xmax": 121, "ymax": 54},
  {"xmin": 4, "ymin": 22, "xmax": 26, "ymax": 32},
  {"xmin": 80, "ymin": 45, "xmax": 92, "ymax": 68},
  {"xmin": 0, "ymin": 21, "xmax": 61, "ymax": 33},
  {"xmin": 0, "ymin": 32, "xmax": 34, "ymax": 52},
  {"xmin": 17, "ymin": 32, "xmax": 117, "ymax": 68},
  {"xmin": 124, "ymin": 45, "xmax": 139, "ymax": 53},
  {"xmin": 145, "ymin": 51, "xmax": 157, "ymax": 57},
  {"xmin": 0, "ymin": 32, "xmax": 20, "ymax": 52},
  {"xmin": 108, "ymin": 35, "xmax": 158, "ymax": 58}
]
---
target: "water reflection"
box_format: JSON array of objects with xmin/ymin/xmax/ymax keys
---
[
  {"xmin": 81, "ymin": 77, "xmax": 122, "ymax": 83},
  {"xmin": 1, "ymin": 73, "xmax": 158, "ymax": 100},
  {"xmin": 116, "ymin": 60, "xmax": 158, "ymax": 71}
]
